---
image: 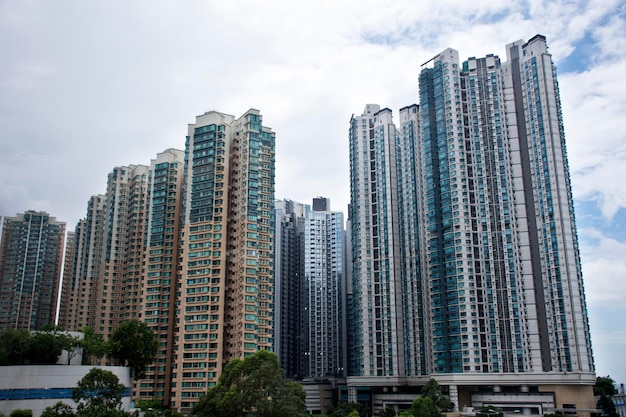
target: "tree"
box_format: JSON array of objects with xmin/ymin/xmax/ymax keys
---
[
  {"xmin": 409, "ymin": 397, "xmax": 441, "ymax": 417},
  {"xmin": 595, "ymin": 376, "xmax": 618, "ymax": 396},
  {"xmin": 41, "ymin": 401, "xmax": 76, "ymax": 417},
  {"xmin": 421, "ymin": 379, "xmax": 454, "ymax": 412},
  {"xmin": 192, "ymin": 350, "xmax": 308, "ymax": 417},
  {"xmin": 330, "ymin": 402, "xmax": 369, "ymax": 417},
  {"xmin": 72, "ymin": 367, "xmax": 126, "ymax": 416},
  {"xmin": 10, "ymin": 411, "xmax": 32, "ymax": 417},
  {"xmin": 61, "ymin": 334, "xmax": 82, "ymax": 365},
  {"xmin": 80, "ymin": 326, "xmax": 108, "ymax": 365},
  {"xmin": 380, "ymin": 405, "xmax": 397, "ymax": 417},
  {"xmin": 598, "ymin": 395, "xmax": 619, "ymax": 417},
  {"xmin": 594, "ymin": 375, "xmax": 619, "ymax": 417},
  {"xmin": 0, "ymin": 328, "xmax": 31, "ymax": 365},
  {"xmin": 108, "ymin": 320, "xmax": 158, "ymax": 379},
  {"xmin": 29, "ymin": 331, "xmax": 66, "ymax": 364}
]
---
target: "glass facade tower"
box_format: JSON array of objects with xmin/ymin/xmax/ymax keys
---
[{"xmin": 348, "ymin": 35, "xmax": 595, "ymax": 416}]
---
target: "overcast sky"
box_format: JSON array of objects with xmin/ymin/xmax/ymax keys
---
[{"xmin": 1, "ymin": 0, "xmax": 625, "ymax": 384}]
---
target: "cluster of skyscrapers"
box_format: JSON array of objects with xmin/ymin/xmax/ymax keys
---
[{"xmin": 0, "ymin": 35, "xmax": 596, "ymax": 416}]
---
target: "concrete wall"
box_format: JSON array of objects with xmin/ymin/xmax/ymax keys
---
[{"xmin": 0, "ymin": 365, "xmax": 131, "ymax": 417}]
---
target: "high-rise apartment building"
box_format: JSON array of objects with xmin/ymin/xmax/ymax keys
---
[
  {"xmin": 275, "ymin": 199, "xmax": 308, "ymax": 380},
  {"xmin": 136, "ymin": 149, "xmax": 185, "ymax": 404},
  {"xmin": 58, "ymin": 231, "xmax": 76, "ymax": 329},
  {"xmin": 348, "ymin": 35, "xmax": 595, "ymax": 416},
  {"xmin": 0, "ymin": 211, "xmax": 65, "ymax": 331},
  {"xmin": 60, "ymin": 195, "xmax": 105, "ymax": 332},
  {"xmin": 171, "ymin": 109, "xmax": 275, "ymax": 411},
  {"xmin": 96, "ymin": 164, "xmax": 149, "ymax": 340},
  {"xmin": 304, "ymin": 202, "xmax": 344, "ymax": 378},
  {"xmin": 349, "ymin": 104, "xmax": 406, "ymax": 379}
]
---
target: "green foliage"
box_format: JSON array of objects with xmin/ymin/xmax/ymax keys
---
[
  {"xmin": 108, "ymin": 320, "xmax": 158, "ymax": 379},
  {"xmin": 72, "ymin": 367, "xmax": 126, "ymax": 414},
  {"xmin": 593, "ymin": 377, "xmax": 619, "ymax": 417},
  {"xmin": 134, "ymin": 399, "xmax": 164, "ymax": 410},
  {"xmin": 421, "ymin": 379, "xmax": 454, "ymax": 412},
  {"xmin": 379, "ymin": 405, "xmax": 397, "ymax": 417},
  {"xmin": 410, "ymin": 397, "xmax": 441, "ymax": 417},
  {"xmin": 192, "ymin": 350, "xmax": 307, "ymax": 417},
  {"xmin": 598, "ymin": 395, "xmax": 619, "ymax": 417},
  {"xmin": 29, "ymin": 331, "xmax": 65, "ymax": 364},
  {"xmin": 595, "ymin": 376, "xmax": 618, "ymax": 396},
  {"xmin": 476, "ymin": 406, "xmax": 503, "ymax": 417},
  {"xmin": 348, "ymin": 411, "xmax": 360, "ymax": 417},
  {"xmin": 10, "ymin": 410, "xmax": 32, "ymax": 417},
  {"xmin": 330, "ymin": 402, "xmax": 370, "ymax": 417},
  {"xmin": 0, "ymin": 328, "xmax": 32, "ymax": 365},
  {"xmin": 41, "ymin": 401, "xmax": 76, "ymax": 417},
  {"xmin": 0, "ymin": 327, "xmax": 82, "ymax": 365},
  {"xmin": 80, "ymin": 326, "xmax": 109, "ymax": 366}
]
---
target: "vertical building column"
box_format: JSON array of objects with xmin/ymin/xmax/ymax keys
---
[{"xmin": 449, "ymin": 384, "xmax": 459, "ymax": 412}]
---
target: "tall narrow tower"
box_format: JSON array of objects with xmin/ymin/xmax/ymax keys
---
[
  {"xmin": 135, "ymin": 148, "xmax": 185, "ymax": 404},
  {"xmin": 305, "ymin": 201, "xmax": 344, "ymax": 378},
  {"xmin": 61, "ymin": 195, "xmax": 106, "ymax": 332},
  {"xmin": 349, "ymin": 105, "xmax": 405, "ymax": 379},
  {"xmin": 275, "ymin": 199, "xmax": 308, "ymax": 380},
  {"xmin": 0, "ymin": 211, "xmax": 65, "ymax": 331},
  {"xmin": 172, "ymin": 109, "xmax": 275, "ymax": 411}
]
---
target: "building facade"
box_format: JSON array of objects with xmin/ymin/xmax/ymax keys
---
[
  {"xmin": 275, "ymin": 199, "xmax": 308, "ymax": 380},
  {"xmin": 0, "ymin": 211, "xmax": 65, "ymax": 331},
  {"xmin": 136, "ymin": 149, "xmax": 185, "ymax": 404},
  {"xmin": 57, "ymin": 231, "xmax": 76, "ymax": 330},
  {"xmin": 348, "ymin": 35, "xmax": 595, "ymax": 416},
  {"xmin": 171, "ymin": 109, "xmax": 275, "ymax": 411},
  {"xmin": 304, "ymin": 203, "xmax": 345, "ymax": 378},
  {"xmin": 59, "ymin": 195, "xmax": 105, "ymax": 332}
]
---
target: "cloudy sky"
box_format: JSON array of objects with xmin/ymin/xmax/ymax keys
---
[{"xmin": 1, "ymin": 0, "xmax": 625, "ymax": 384}]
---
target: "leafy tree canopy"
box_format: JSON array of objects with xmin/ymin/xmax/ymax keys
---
[
  {"xmin": 380, "ymin": 405, "xmax": 397, "ymax": 417},
  {"xmin": 597, "ymin": 394, "xmax": 619, "ymax": 417},
  {"xmin": 0, "ymin": 328, "xmax": 31, "ymax": 365},
  {"xmin": 72, "ymin": 367, "xmax": 126, "ymax": 415},
  {"xmin": 410, "ymin": 397, "xmax": 442, "ymax": 417},
  {"xmin": 0, "ymin": 327, "xmax": 80, "ymax": 365},
  {"xmin": 10, "ymin": 410, "xmax": 32, "ymax": 417},
  {"xmin": 108, "ymin": 320, "xmax": 158, "ymax": 379},
  {"xmin": 192, "ymin": 350, "xmax": 307, "ymax": 417},
  {"xmin": 41, "ymin": 401, "xmax": 75, "ymax": 417},
  {"xmin": 80, "ymin": 326, "xmax": 108, "ymax": 366},
  {"xmin": 421, "ymin": 379, "xmax": 454, "ymax": 412},
  {"xmin": 330, "ymin": 402, "xmax": 369, "ymax": 417},
  {"xmin": 595, "ymin": 376, "xmax": 618, "ymax": 396}
]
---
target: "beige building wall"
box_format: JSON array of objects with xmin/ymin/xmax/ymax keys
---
[
  {"xmin": 135, "ymin": 148, "xmax": 185, "ymax": 405},
  {"xmin": 171, "ymin": 109, "xmax": 275, "ymax": 412}
]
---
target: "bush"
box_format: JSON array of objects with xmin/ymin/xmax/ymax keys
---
[
  {"xmin": 10, "ymin": 410, "xmax": 32, "ymax": 417},
  {"xmin": 41, "ymin": 402, "xmax": 75, "ymax": 417}
]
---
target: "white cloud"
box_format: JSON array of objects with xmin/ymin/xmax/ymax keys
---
[
  {"xmin": 561, "ymin": 58, "xmax": 626, "ymax": 220},
  {"xmin": 580, "ymin": 228, "xmax": 626, "ymax": 306}
]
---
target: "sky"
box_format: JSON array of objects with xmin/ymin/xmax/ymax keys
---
[{"xmin": 1, "ymin": 0, "xmax": 625, "ymax": 385}]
